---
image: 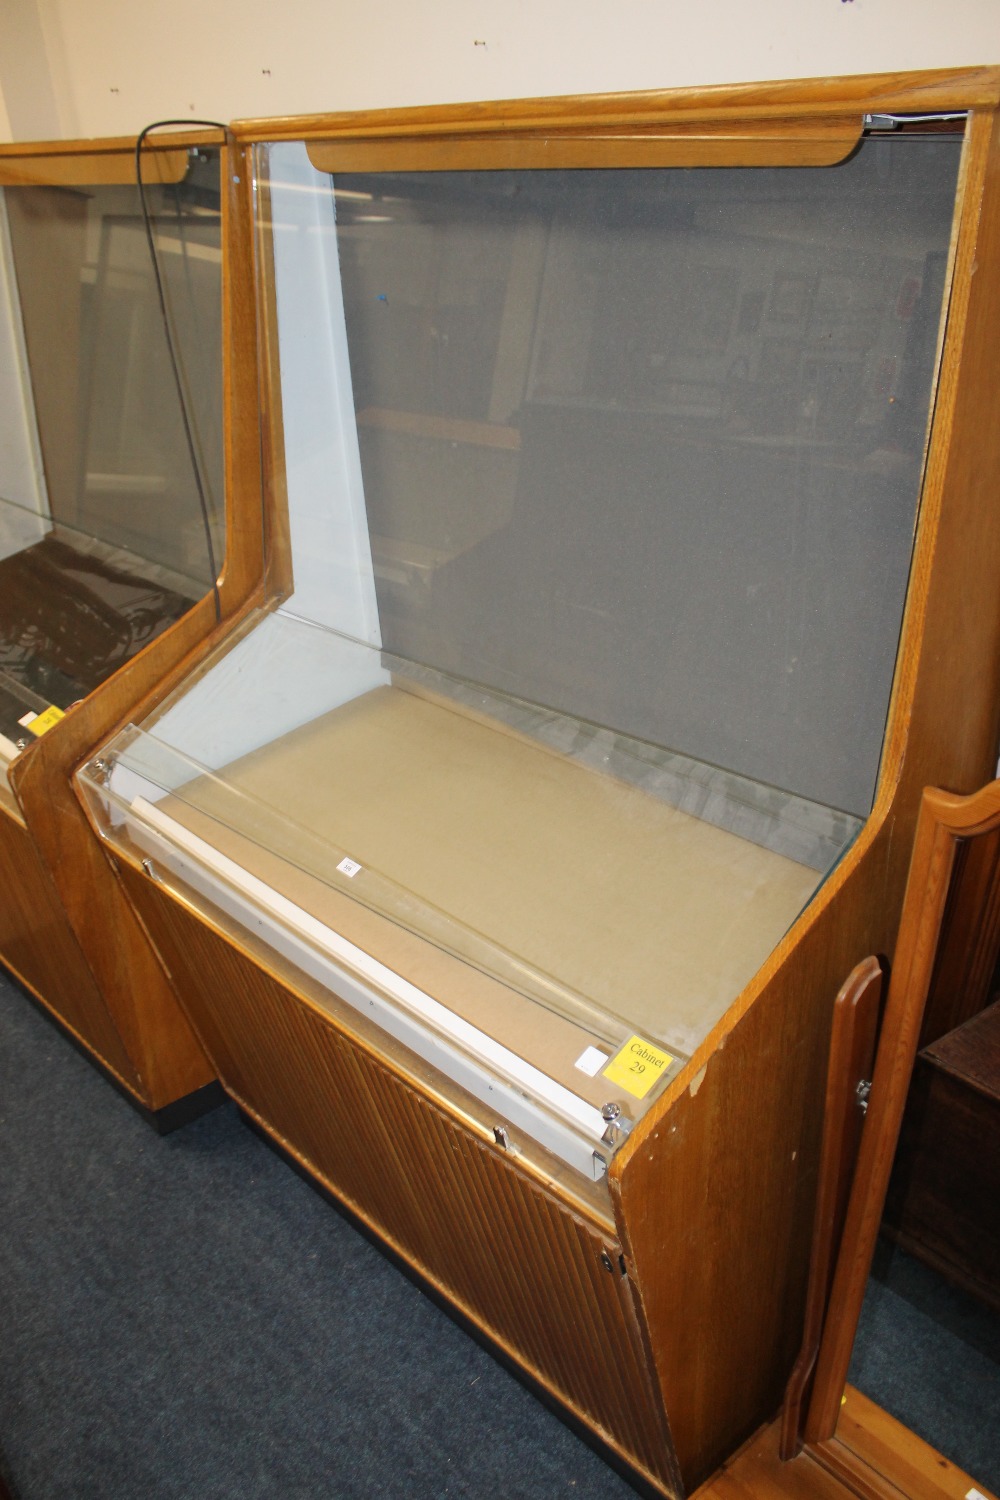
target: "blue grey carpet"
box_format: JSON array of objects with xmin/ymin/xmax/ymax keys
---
[
  {"xmin": 2, "ymin": 963, "xmax": 999, "ymax": 1498},
  {"xmin": 0, "ymin": 970, "xmax": 635, "ymax": 1500},
  {"xmin": 851, "ymin": 1238, "xmax": 1000, "ymax": 1491}
]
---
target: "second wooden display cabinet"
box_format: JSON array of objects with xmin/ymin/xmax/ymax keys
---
[{"xmin": 0, "ymin": 129, "xmax": 262, "ymax": 1123}]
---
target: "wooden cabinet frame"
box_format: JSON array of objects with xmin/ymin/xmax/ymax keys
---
[{"xmin": 74, "ymin": 69, "xmax": 1000, "ymax": 1489}]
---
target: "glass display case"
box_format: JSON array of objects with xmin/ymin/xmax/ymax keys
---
[
  {"xmin": 84, "ymin": 122, "xmax": 955, "ymax": 1170},
  {"xmin": 0, "ymin": 144, "xmax": 223, "ymax": 758},
  {"xmin": 0, "ymin": 133, "xmax": 261, "ymax": 1121},
  {"xmin": 77, "ymin": 73, "xmax": 1000, "ymax": 1494}
]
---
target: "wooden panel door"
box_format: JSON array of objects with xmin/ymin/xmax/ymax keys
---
[{"xmin": 121, "ymin": 862, "xmax": 682, "ymax": 1496}]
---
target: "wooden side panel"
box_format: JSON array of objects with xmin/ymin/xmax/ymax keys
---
[
  {"xmin": 614, "ymin": 106, "xmax": 1000, "ymax": 1492},
  {"xmin": 612, "ymin": 866, "xmax": 889, "ymax": 1489},
  {"xmin": 0, "ymin": 803, "xmax": 135, "ymax": 1084},
  {"xmin": 122, "ymin": 866, "xmax": 680, "ymax": 1495}
]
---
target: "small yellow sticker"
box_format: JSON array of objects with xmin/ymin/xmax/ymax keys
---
[
  {"xmin": 25, "ymin": 705, "xmax": 65, "ymax": 737},
  {"xmin": 603, "ymin": 1035, "xmax": 674, "ymax": 1100}
]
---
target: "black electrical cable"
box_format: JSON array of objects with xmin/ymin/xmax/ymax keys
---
[
  {"xmin": 170, "ymin": 178, "xmax": 222, "ymax": 546},
  {"xmin": 135, "ymin": 118, "xmax": 229, "ymax": 624}
]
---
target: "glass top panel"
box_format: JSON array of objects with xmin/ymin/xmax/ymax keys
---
[
  {"xmin": 0, "ymin": 145, "xmax": 224, "ymax": 745},
  {"xmin": 93, "ymin": 610, "xmax": 861, "ymax": 1057}
]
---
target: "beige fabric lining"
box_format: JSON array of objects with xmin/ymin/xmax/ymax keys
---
[{"xmin": 168, "ymin": 684, "xmax": 819, "ymax": 1067}]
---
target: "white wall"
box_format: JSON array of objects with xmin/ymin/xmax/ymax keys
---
[{"xmin": 0, "ymin": 0, "xmax": 997, "ymax": 142}]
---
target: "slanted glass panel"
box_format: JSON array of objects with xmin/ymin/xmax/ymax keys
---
[
  {"xmin": 331, "ymin": 140, "xmax": 961, "ymax": 818},
  {"xmin": 0, "ymin": 147, "xmax": 224, "ymax": 753}
]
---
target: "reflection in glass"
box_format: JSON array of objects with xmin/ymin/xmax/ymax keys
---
[
  {"xmin": 0, "ymin": 147, "xmax": 224, "ymax": 747},
  {"xmin": 330, "ymin": 146, "xmax": 961, "ymax": 817}
]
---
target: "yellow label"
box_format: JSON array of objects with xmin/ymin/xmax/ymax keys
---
[
  {"xmin": 26, "ymin": 705, "xmax": 65, "ymax": 737},
  {"xmin": 603, "ymin": 1035, "xmax": 674, "ymax": 1100}
]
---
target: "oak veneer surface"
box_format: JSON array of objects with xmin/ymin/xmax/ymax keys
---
[
  {"xmin": 613, "ymin": 849, "xmax": 896, "ymax": 1488},
  {"xmin": 781, "ymin": 958, "xmax": 882, "ymax": 1462},
  {"xmin": 303, "ymin": 122, "xmax": 862, "ymax": 172},
  {"xmin": 696, "ymin": 1388, "xmax": 997, "ymax": 1500},
  {"xmin": 0, "ymin": 800, "xmax": 134, "ymax": 1084},
  {"xmin": 0, "ymin": 133, "xmax": 221, "ymax": 187},
  {"xmin": 818, "ymin": 1388, "xmax": 999, "ymax": 1500},
  {"xmin": 121, "ymin": 863, "xmax": 681, "ymax": 1495}
]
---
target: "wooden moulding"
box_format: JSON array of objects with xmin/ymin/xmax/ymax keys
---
[
  {"xmin": 234, "ymin": 66, "xmax": 1000, "ymax": 144},
  {"xmin": 304, "ymin": 116, "xmax": 862, "ymax": 173},
  {"xmin": 0, "ymin": 130, "xmax": 225, "ymax": 187},
  {"xmin": 252, "ymin": 169, "xmax": 295, "ymax": 606},
  {"xmin": 5, "ymin": 133, "xmax": 265, "ymax": 1113},
  {"xmin": 780, "ymin": 957, "xmax": 882, "ymax": 1462}
]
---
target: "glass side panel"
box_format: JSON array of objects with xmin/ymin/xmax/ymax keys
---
[
  {"xmin": 0, "ymin": 146, "xmax": 224, "ymax": 738},
  {"xmin": 79, "ymin": 133, "xmax": 961, "ymax": 1170}
]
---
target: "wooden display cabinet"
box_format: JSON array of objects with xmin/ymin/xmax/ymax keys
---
[
  {"xmin": 76, "ymin": 71, "xmax": 1000, "ymax": 1490},
  {"xmin": 0, "ymin": 132, "xmax": 263, "ymax": 1123}
]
